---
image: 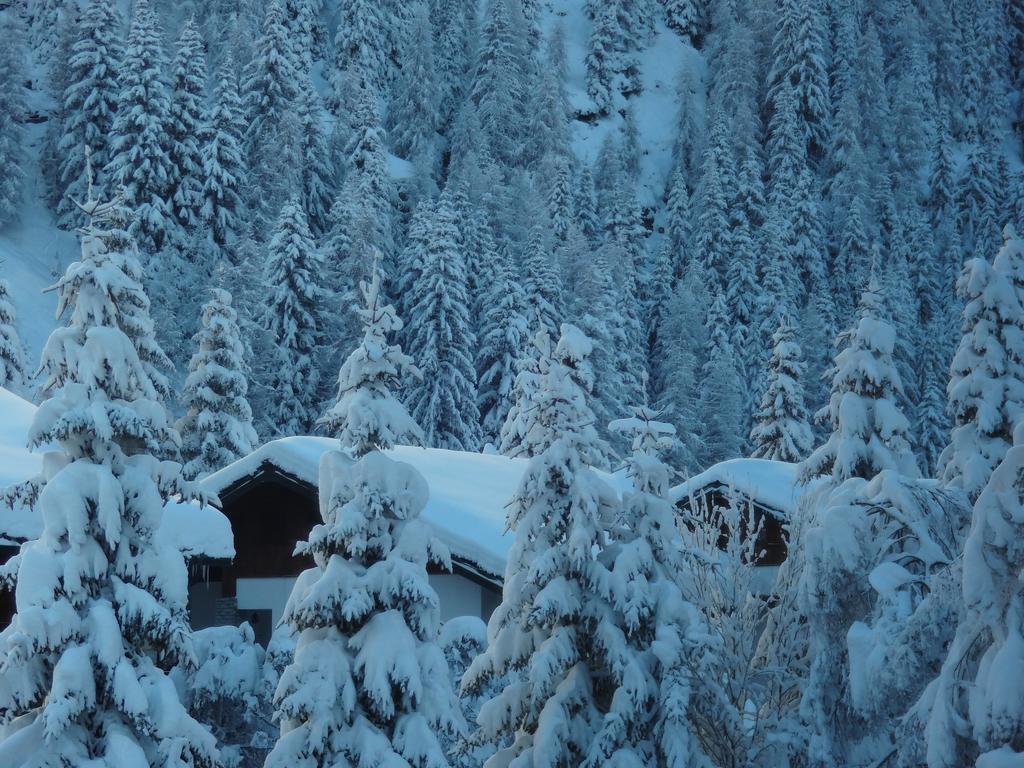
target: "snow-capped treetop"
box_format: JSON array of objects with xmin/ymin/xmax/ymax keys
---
[
  {"xmin": 177, "ymin": 288, "xmax": 259, "ymax": 478},
  {"xmin": 0, "ymin": 279, "xmax": 27, "ymax": 391},
  {"xmin": 508, "ymin": 323, "xmax": 611, "ymax": 468},
  {"xmin": 610, "ymin": 405, "xmax": 676, "ymax": 496},
  {"xmin": 751, "ymin": 311, "xmax": 814, "ymax": 463},
  {"xmin": 34, "ymin": 191, "xmax": 177, "ymax": 459},
  {"xmin": 801, "ymin": 279, "xmax": 919, "ymax": 483},
  {"xmin": 941, "ymin": 225, "xmax": 1024, "ymax": 500},
  {"xmin": 319, "ymin": 257, "xmax": 424, "ymax": 457}
]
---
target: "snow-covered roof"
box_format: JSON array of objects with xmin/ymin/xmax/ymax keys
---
[
  {"xmin": 0, "ymin": 387, "xmax": 234, "ymax": 558},
  {"xmin": 203, "ymin": 436, "xmax": 632, "ymax": 579},
  {"xmin": 669, "ymin": 458, "xmax": 823, "ymax": 519}
]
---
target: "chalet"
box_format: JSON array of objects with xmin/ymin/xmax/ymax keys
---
[
  {"xmin": 669, "ymin": 458, "xmax": 822, "ymax": 582},
  {"xmin": 189, "ymin": 438, "xmax": 532, "ymax": 645}
]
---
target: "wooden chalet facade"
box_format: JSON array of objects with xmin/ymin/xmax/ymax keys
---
[
  {"xmin": 671, "ymin": 458, "xmax": 818, "ymax": 569},
  {"xmin": 190, "ymin": 445, "xmax": 506, "ymax": 646}
]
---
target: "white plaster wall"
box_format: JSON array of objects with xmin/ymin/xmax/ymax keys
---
[
  {"xmin": 236, "ymin": 577, "xmax": 297, "ymax": 629},
  {"xmin": 429, "ymin": 574, "xmax": 483, "ymax": 621},
  {"xmin": 234, "ymin": 574, "xmax": 490, "ymax": 626}
]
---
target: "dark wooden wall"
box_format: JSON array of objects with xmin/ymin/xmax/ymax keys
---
[
  {"xmin": 677, "ymin": 488, "xmax": 789, "ymax": 566},
  {"xmin": 219, "ymin": 475, "xmax": 320, "ymax": 597}
]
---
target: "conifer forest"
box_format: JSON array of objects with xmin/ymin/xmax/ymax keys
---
[{"xmin": 0, "ymin": 0, "xmax": 1023, "ymax": 765}]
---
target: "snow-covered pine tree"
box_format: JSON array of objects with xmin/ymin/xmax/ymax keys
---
[
  {"xmin": 0, "ymin": 278, "xmax": 26, "ymax": 391},
  {"xmin": 295, "ymin": 79, "xmax": 334, "ymax": 236},
  {"xmin": 521, "ymin": 225, "xmax": 565, "ymax": 337},
  {"xmin": 0, "ymin": 190, "xmax": 217, "ymax": 765},
  {"xmin": 316, "ymin": 257, "xmax": 423, "ymax": 453},
  {"xmin": 200, "ymin": 55, "xmax": 247, "ymax": 264},
  {"xmin": 696, "ymin": 288, "xmax": 745, "ymax": 467},
  {"xmin": 0, "ymin": 13, "xmax": 27, "ymax": 227},
  {"xmin": 750, "ymin": 311, "xmax": 814, "ymax": 463},
  {"xmin": 168, "ymin": 18, "xmax": 207, "ymax": 237},
  {"xmin": 267, "ymin": 264, "xmax": 460, "ymax": 768},
  {"xmin": 242, "ymin": 0, "xmax": 300, "ymax": 232},
  {"xmin": 471, "ymin": 0, "xmax": 528, "ymax": 164},
  {"xmin": 337, "ymin": 82, "xmax": 395, "ymax": 283},
  {"xmin": 476, "ymin": 243, "xmax": 529, "ymax": 446},
  {"xmin": 592, "ymin": 405, "xmax": 711, "ymax": 765},
  {"xmin": 332, "ymin": 0, "xmax": 392, "ymax": 101},
  {"xmin": 663, "ymin": 0, "xmax": 704, "ymax": 44},
  {"xmin": 941, "ymin": 225, "xmax": 1024, "ymax": 500},
  {"xmin": 693, "ymin": 112, "xmax": 733, "ymax": 291},
  {"xmin": 106, "ymin": 0, "xmax": 177, "ymax": 253},
  {"xmin": 55, "ymin": 0, "xmax": 122, "ymax": 229},
  {"xmin": 404, "ymin": 190, "xmax": 482, "ymax": 452},
  {"xmin": 801, "ymin": 277, "xmax": 919, "ymax": 483},
  {"xmin": 432, "ymin": 0, "xmax": 473, "ymax": 131},
  {"xmin": 650, "ymin": 265, "xmax": 706, "ymax": 472},
  {"xmin": 922, "ymin": 417, "xmax": 1024, "ymax": 767},
  {"xmin": 387, "ymin": 2, "xmax": 440, "ymax": 169},
  {"xmin": 258, "ymin": 197, "xmax": 325, "ymax": 437},
  {"xmin": 463, "ymin": 324, "xmax": 620, "ymax": 765},
  {"xmin": 177, "ymin": 289, "xmax": 258, "ymax": 479},
  {"xmin": 573, "ymin": 250, "xmax": 630, "ymax": 448},
  {"xmin": 767, "ymin": 0, "xmax": 830, "ymax": 161}
]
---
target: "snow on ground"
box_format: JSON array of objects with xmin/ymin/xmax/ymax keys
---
[
  {"xmin": 669, "ymin": 458, "xmax": 825, "ymax": 518},
  {"xmin": 0, "ymin": 116, "xmax": 79, "ymax": 377},
  {"xmin": 0, "ymin": 386, "xmax": 234, "ymax": 557},
  {"xmin": 203, "ymin": 436, "xmax": 632, "ymax": 577},
  {"xmin": 551, "ymin": 0, "xmax": 702, "ymax": 208}
]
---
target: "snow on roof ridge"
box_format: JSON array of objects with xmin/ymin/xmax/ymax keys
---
[
  {"xmin": 669, "ymin": 457, "xmax": 822, "ymax": 517},
  {"xmin": 0, "ymin": 387, "xmax": 233, "ymax": 558}
]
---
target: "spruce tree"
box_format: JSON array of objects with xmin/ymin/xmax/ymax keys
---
[
  {"xmin": 767, "ymin": 0, "xmax": 830, "ymax": 160},
  {"xmin": 750, "ymin": 312, "xmax": 814, "ymax": 463},
  {"xmin": 0, "ymin": 279, "xmax": 26, "ymax": 391},
  {"xmin": 200, "ymin": 55, "xmax": 247, "ymax": 264},
  {"xmin": 267, "ymin": 265, "xmax": 459, "ymax": 768},
  {"xmin": 801, "ymin": 279, "xmax": 919, "ymax": 483},
  {"xmin": 338, "ymin": 83, "xmax": 394, "ymax": 281},
  {"xmin": 942, "ymin": 225, "xmax": 1024, "ymax": 500},
  {"xmin": 404, "ymin": 191, "xmax": 482, "ymax": 452},
  {"xmin": 693, "ymin": 113, "xmax": 733, "ymax": 290},
  {"xmin": 600, "ymin": 405, "xmax": 710, "ymax": 765},
  {"xmin": 923, "ymin": 418, "xmax": 1024, "ymax": 767},
  {"xmin": 696, "ymin": 288, "xmax": 744, "ymax": 467},
  {"xmin": 463, "ymin": 325, "xmax": 620, "ymax": 765},
  {"xmin": 242, "ymin": 0, "xmax": 300, "ymax": 231},
  {"xmin": 586, "ymin": 1, "xmax": 620, "ymax": 114},
  {"xmin": 0, "ymin": 190, "xmax": 217, "ymax": 765},
  {"xmin": 471, "ymin": 0, "xmax": 527, "ymax": 164},
  {"xmin": 177, "ymin": 289, "xmax": 259, "ymax": 479},
  {"xmin": 664, "ymin": 0, "xmax": 704, "ymax": 44},
  {"xmin": 573, "ymin": 249, "xmax": 631, "ymax": 447},
  {"xmin": 168, "ymin": 18, "xmax": 207, "ymax": 236},
  {"xmin": 55, "ymin": 0, "xmax": 122, "ymax": 229},
  {"xmin": 522, "ymin": 225, "xmax": 566, "ymax": 337},
  {"xmin": 295, "ymin": 80, "xmax": 334, "ymax": 236},
  {"xmin": 259, "ymin": 197, "xmax": 325, "ymax": 437},
  {"xmin": 106, "ymin": 0, "xmax": 177, "ymax": 253},
  {"xmin": 386, "ymin": 2, "xmax": 439, "ymax": 168},
  {"xmin": 0, "ymin": 13, "xmax": 27, "ymax": 227},
  {"xmin": 476, "ymin": 244, "xmax": 529, "ymax": 446},
  {"xmin": 332, "ymin": 0, "xmax": 392, "ymax": 99}
]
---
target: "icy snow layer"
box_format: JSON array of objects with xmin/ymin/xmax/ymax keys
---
[
  {"xmin": 0, "ymin": 110, "xmax": 79, "ymax": 368},
  {"xmin": 669, "ymin": 458, "xmax": 825, "ymax": 518},
  {"xmin": 0, "ymin": 386, "xmax": 234, "ymax": 557},
  {"xmin": 551, "ymin": 0, "xmax": 703, "ymax": 208},
  {"xmin": 203, "ymin": 436, "xmax": 632, "ymax": 577}
]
